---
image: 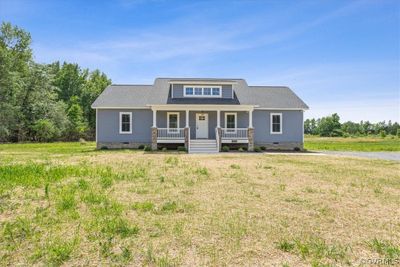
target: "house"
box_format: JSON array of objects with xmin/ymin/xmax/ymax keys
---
[{"xmin": 91, "ymin": 78, "xmax": 309, "ymax": 153}]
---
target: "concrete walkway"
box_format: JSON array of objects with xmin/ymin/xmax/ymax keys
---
[{"xmin": 317, "ymin": 151, "xmax": 400, "ymax": 161}]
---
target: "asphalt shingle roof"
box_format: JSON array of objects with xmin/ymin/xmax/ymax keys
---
[{"xmin": 91, "ymin": 78, "xmax": 308, "ymax": 109}]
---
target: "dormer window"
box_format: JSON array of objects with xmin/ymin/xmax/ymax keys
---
[{"xmin": 184, "ymin": 85, "xmax": 222, "ymax": 97}]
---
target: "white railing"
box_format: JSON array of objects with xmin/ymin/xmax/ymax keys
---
[
  {"xmin": 221, "ymin": 128, "xmax": 248, "ymax": 139},
  {"xmin": 157, "ymin": 128, "xmax": 185, "ymax": 140},
  {"xmin": 188, "ymin": 127, "xmax": 191, "ymax": 153}
]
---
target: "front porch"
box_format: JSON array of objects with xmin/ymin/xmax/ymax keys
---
[{"xmin": 149, "ymin": 105, "xmax": 255, "ymax": 152}]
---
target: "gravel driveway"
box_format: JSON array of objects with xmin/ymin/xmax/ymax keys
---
[{"xmin": 318, "ymin": 151, "xmax": 400, "ymax": 161}]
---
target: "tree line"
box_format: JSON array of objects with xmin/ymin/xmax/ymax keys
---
[
  {"xmin": 304, "ymin": 113, "xmax": 400, "ymax": 137},
  {"xmin": 0, "ymin": 22, "xmax": 111, "ymax": 142}
]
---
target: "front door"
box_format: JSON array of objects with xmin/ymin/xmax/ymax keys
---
[{"xmin": 196, "ymin": 113, "xmax": 208, "ymax": 139}]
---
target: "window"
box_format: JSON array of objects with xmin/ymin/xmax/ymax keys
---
[
  {"xmin": 185, "ymin": 87, "xmax": 193, "ymax": 95},
  {"xmin": 119, "ymin": 112, "xmax": 132, "ymax": 134},
  {"xmin": 212, "ymin": 87, "xmax": 220, "ymax": 96},
  {"xmin": 225, "ymin": 113, "xmax": 237, "ymax": 133},
  {"xmin": 183, "ymin": 85, "xmax": 221, "ymax": 97},
  {"xmin": 167, "ymin": 112, "xmax": 179, "ymax": 132},
  {"xmin": 270, "ymin": 113, "xmax": 282, "ymax": 134},
  {"xmin": 194, "ymin": 87, "xmax": 202, "ymax": 95}
]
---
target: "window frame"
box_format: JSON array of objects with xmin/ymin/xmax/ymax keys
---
[
  {"xmin": 183, "ymin": 85, "xmax": 222, "ymax": 98},
  {"xmin": 270, "ymin": 113, "xmax": 282, "ymax": 134},
  {"xmin": 225, "ymin": 112, "xmax": 237, "ymax": 133},
  {"xmin": 119, "ymin": 112, "xmax": 132, "ymax": 134},
  {"xmin": 167, "ymin": 112, "xmax": 180, "ymax": 133}
]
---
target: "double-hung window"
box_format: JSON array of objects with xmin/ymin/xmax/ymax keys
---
[
  {"xmin": 119, "ymin": 112, "xmax": 132, "ymax": 134},
  {"xmin": 185, "ymin": 87, "xmax": 194, "ymax": 95},
  {"xmin": 270, "ymin": 113, "xmax": 282, "ymax": 134},
  {"xmin": 225, "ymin": 113, "xmax": 237, "ymax": 133},
  {"xmin": 168, "ymin": 112, "xmax": 179, "ymax": 133}
]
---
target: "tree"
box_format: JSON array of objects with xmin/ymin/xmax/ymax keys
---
[
  {"xmin": 318, "ymin": 113, "xmax": 342, "ymax": 137},
  {"xmin": 0, "ymin": 22, "xmax": 32, "ymax": 141},
  {"xmin": 67, "ymin": 96, "xmax": 88, "ymax": 140}
]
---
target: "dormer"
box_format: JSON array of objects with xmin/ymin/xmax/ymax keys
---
[{"xmin": 168, "ymin": 79, "xmax": 237, "ymax": 99}]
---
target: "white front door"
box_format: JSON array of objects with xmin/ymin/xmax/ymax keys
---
[{"xmin": 196, "ymin": 113, "xmax": 208, "ymax": 139}]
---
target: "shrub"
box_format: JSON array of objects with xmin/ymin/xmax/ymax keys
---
[
  {"xmin": 254, "ymin": 147, "xmax": 261, "ymax": 152},
  {"xmin": 162, "ymin": 147, "xmax": 167, "ymax": 152},
  {"xmin": 144, "ymin": 146, "xmax": 152, "ymax": 152},
  {"xmin": 294, "ymin": 147, "xmax": 301, "ymax": 152},
  {"xmin": 260, "ymin": 146, "xmax": 266, "ymax": 151},
  {"xmin": 100, "ymin": 146, "xmax": 108, "ymax": 150},
  {"xmin": 138, "ymin": 144, "xmax": 145, "ymax": 149},
  {"xmin": 222, "ymin": 146, "xmax": 229, "ymax": 152},
  {"xmin": 380, "ymin": 130, "xmax": 386, "ymax": 138},
  {"xmin": 238, "ymin": 147, "xmax": 244, "ymax": 152},
  {"xmin": 177, "ymin": 146, "xmax": 187, "ymax": 152},
  {"xmin": 397, "ymin": 129, "xmax": 400, "ymax": 138},
  {"xmin": 79, "ymin": 138, "xmax": 86, "ymax": 145}
]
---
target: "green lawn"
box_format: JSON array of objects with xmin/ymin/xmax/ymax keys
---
[
  {"xmin": 0, "ymin": 143, "xmax": 399, "ymax": 266},
  {"xmin": 304, "ymin": 135, "xmax": 400, "ymax": 151}
]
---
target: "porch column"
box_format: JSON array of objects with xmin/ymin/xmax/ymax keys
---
[
  {"xmin": 216, "ymin": 110, "xmax": 221, "ymax": 151},
  {"xmin": 151, "ymin": 108, "xmax": 157, "ymax": 150},
  {"xmin": 217, "ymin": 110, "xmax": 221, "ymax": 128},
  {"xmin": 184, "ymin": 110, "xmax": 190, "ymax": 150},
  {"xmin": 248, "ymin": 108, "xmax": 253, "ymax": 128},
  {"xmin": 248, "ymin": 108, "xmax": 254, "ymax": 151}
]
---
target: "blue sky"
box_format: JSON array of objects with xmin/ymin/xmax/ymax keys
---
[{"xmin": 1, "ymin": 0, "xmax": 399, "ymax": 122}]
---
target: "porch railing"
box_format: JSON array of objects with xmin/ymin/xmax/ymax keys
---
[
  {"xmin": 157, "ymin": 128, "xmax": 185, "ymax": 140},
  {"xmin": 221, "ymin": 128, "xmax": 248, "ymax": 139}
]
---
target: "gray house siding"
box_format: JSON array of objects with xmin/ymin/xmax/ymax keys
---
[
  {"xmin": 97, "ymin": 109, "xmax": 152, "ymax": 148},
  {"xmin": 189, "ymin": 111, "xmax": 217, "ymax": 139},
  {"xmin": 221, "ymin": 111, "xmax": 249, "ymax": 128},
  {"xmin": 156, "ymin": 111, "xmax": 186, "ymax": 128},
  {"xmin": 172, "ymin": 84, "xmax": 233, "ymax": 99},
  {"xmin": 253, "ymin": 110, "xmax": 304, "ymax": 149}
]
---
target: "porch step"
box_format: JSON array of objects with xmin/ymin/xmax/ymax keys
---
[{"xmin": 189, "ymin": 139, "xmax": 218, "ymax": 153}]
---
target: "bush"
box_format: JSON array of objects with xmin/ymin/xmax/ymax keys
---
[
  {"xmin": 177, "ymin": 146, "xmax": 187, "ymax": 152},
  {"xmin": 79, "ymin": 138, "xmax": 86, "ymax": 145},
  {"xmin": 138, "ymin": 144, "xmax": 145, "ymax": 149},
  {"xmin": 294, "ymin": 147, "xmax": 301, "ymax": 152},
  {"xmin": 162, "ymin": 147, "xmax": 167, "ymax": 152},
  {"xmin": 222, "ymin": 146, "xmax": 229, "ymax": 152},
  {"xmin": 144, "ymin": 146, "xmax": 152, "ymax": 152},
  {"xmin": 260, "ymin": 146, "xmax": 266, "ymax": 151},
  {"xmin": 238, "ymin": 147, "xmax": 244, "ymax": 152},
  {"xmin": 32, "ymin": 119, "xmax": 58, "ymax": 142},
  {"xmin": 254, "ymin": 147, "xmax": 261, "ymax": 152},
  {"xmin": 380, "ymin": 130, "xmax": 386, "ymax": 138},
  {"xmin": 397, "ymin": 129, "xmax": 400, "ymax": 138}
]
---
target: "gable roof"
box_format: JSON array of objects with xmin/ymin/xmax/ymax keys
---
[{"xmin": 91, "ymin": 78, "xmax": 309, "ymax": 109}]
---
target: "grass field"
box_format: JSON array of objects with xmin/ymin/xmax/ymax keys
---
[
  {"xmin": 304, "ymin": 135, "xmax": 400, "ymax": 151},
  {"xmin": 0, "ymin": 142, "xmax": 399, "ymax": 266}
]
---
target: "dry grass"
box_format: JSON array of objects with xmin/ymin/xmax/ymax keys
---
[{"xmin": 0, "ymin": 143, "xmax": 399, "ymax": 266}]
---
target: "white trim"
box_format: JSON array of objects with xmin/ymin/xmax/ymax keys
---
[
  {"xmin": 95, "ymin": 109, "xmax": 98, "ymax": 143},
  {"xmin": 148, "ymin": 104, "xmax": 256, "ymax": 111},
  {"xmin": 217, "ymin": 110, "xmax": 221, "ymax": 128},
  {"xmin": 185, "ymin": 110, "xmax": 189, "ymax": 128},
  {"xmin": 92, "ymin": 107, "xmax": 151, "ymax": 109},
  {"xmin": 231, "ymin": 88, "xmax": 234, "ymax": 99},
  {"xmin": 302, "ymin": 110, "xmax": 304, "ymax": 144},
  {"xmin": 183, "ymin": 85, "xmax": 222, "ymax": 98},
  {"xmin": 270, "ymin": 113, "xmax": 282, "ymax": 134},
  {"xmin": 167, "ymin": 112, "xmax": 180, "ymax": 133},
  {"xmin": 249, "ymin": 108, "xmax": 253, "ymax": 128},
  {"xmin": 152, "ymin": 109, "xmax": 157, "ymax": 127},
  {"xmin": 225, "ymin": 112, "xmax": 237, "ymax": 133},
  {"xmin": 171, "ymin": 83, "xmax": 174, "ymax": 99},
  {"xmin": 255, "ymin": 107, "xmax": 308, "ymax": 111},
  {"xmin": 119, "ymin": 112, "xmax": 132, "ymax": 134}
]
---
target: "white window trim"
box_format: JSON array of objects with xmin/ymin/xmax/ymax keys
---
[
  {"xmin": 183, "ymin": 85, "xmax": 222, "ymax": 98},
  {"xmin": 119, "ymin": 112, "xmax": 132, "ymax": 134},
  {"xmin": 167, "ymin": 112, "xmax": 180, "ymax": 133},
  {"xmin": 270, "ymin": 113, "xmax": 282, "ymax": 134},
  {"xmin": 225, "ymin": 112, "xmax": 237, "ymax": 133}
]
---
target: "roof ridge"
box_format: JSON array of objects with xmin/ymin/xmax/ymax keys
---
[
  {"xmin": 156, "ymin": 77, "xmax": 245, "ymax": 80},
  {"xmin": 249, "ymin": 85, "xmax": 289, "ymax": 88}
]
